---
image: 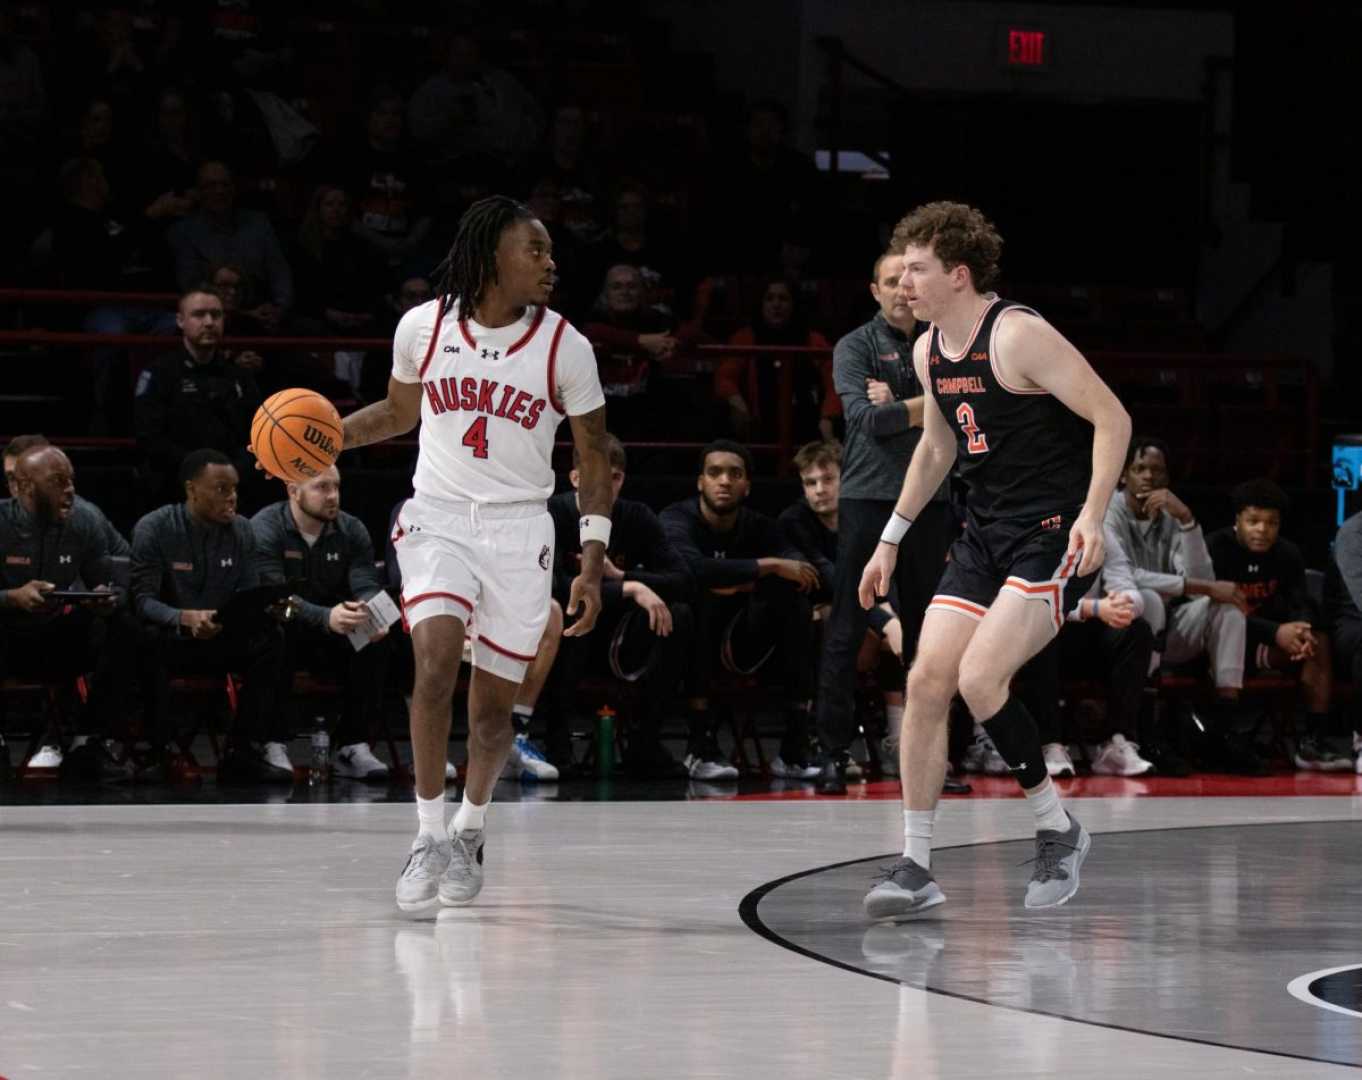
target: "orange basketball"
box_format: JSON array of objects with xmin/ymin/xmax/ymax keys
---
[{"xmin": 249, "ymin": 388, "xmax": 343, "ymax": 483}]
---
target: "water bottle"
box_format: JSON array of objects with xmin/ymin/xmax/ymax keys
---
[
  {"xmin": 309, "ymin": 717, "xmax": 330, "ymax": 785},
  {"xmin": 595, "ymin": 706, "xmax": 616, "ymax": 778}
]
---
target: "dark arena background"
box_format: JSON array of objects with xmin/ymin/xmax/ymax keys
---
[{"xmin": 2, "ymin": 2, "xmax": 1361, "ymax": 1077}]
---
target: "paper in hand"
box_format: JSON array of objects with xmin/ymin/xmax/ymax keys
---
[{"xmin": 346, "ymin": 591, "xmax": 401, "ymax": 651}]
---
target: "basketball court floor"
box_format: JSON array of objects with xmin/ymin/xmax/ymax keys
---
[{"xmin": 2, "ymin": 780, "xmax": 1360, "ymax": 1077}]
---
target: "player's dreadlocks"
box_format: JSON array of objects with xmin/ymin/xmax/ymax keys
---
[{"xmin": 432, "ymin": 195, "xmax": 535, "ymax": 318}]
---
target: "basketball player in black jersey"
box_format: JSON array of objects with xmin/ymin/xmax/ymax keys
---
[{"xmin": 859, "ymin": 202, "xmax": 1130, "ymax": 916}]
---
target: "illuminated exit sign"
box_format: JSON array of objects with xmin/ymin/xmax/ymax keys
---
[{"xmin": 1006, "ymin": 27, "xmax": 1049, "ymax": 70}]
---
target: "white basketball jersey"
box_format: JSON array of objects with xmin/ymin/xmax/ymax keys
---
[{"xmin": 391, "ymin": 297, "xmax": 605, "ymax": 504}]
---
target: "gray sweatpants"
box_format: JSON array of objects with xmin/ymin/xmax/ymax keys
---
[{"xmin": 1139, "ymin": 592, "xmax": 1246, "ymax": 690}]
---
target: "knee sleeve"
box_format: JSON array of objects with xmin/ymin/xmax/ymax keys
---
[{"xmin": 980, "ymin": 696, "xmax": 1048, "ymax": 789}]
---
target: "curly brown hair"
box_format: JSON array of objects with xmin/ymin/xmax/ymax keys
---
[{"xmin": 890, "ymin": 201, "xmax": 1003, "ymax": 292}]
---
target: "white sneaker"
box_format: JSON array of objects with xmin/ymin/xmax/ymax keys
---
[
  {"xmin": 768, "ymin": 756, "xmax": 820, "ymax": 780},
  {"xmin": 27, "ymin": 744, "xmax": 62, "ymax": 769},
  {"xmin": 1089, "ymin": 734, "xmax": 1153, "ymax": 777},
  {"xmin": 961, "ymin": 733, "xmax": 1009, "ymax": 775},
  {"xmin": 334, "ymin": 742, "xmax": 390, "ymax": 781},
  {"xmin": 1043, "ymin": 742, "xmax": 1076, "ymax": 779},
  {"xmin": 396, "ymin": 833, "xmax": 452, "ymax": 914},
  {"xmin": 879, "ymin": 736, "xmax": 900, "ymax": 778},
  {"xmin": 445, "ymin": 760, "xmax": 459, "ymax": 782},
  {"xmin": 844, "ymin": 756, "xmax": 865, "ymax": 780},
  {"xmin": 502, "ymin": 733, "xmax": 559, "ymax": 782},
  {"xmin": 683, "ymin": 752, "xmax": 739, "ymax": 781},
  {"xmin": 263, "ymin": 741, "xmax": 295, "ymax": 775}
]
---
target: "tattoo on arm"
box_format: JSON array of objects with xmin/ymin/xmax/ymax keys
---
[
  {"xmin": 569, "ymin": 407, "xmax": 613, "ymax": 519},
  {"xmin": 341, "ymin": 380, "xmax": 422, "ymax": 450}
]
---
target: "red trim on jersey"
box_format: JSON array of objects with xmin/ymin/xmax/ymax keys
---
[
  {"xmin": 546, "ymin": 316, "xmax": 569, "ymax": 414},
  {"xmin": 506, "ymin": 305, "xmax": 546, "ymax": 356},
  {"xmin": 477, "ymin": 634, "xmax": 537, "ymax": 663},
  {"xmin": 403, "ymin": 590, "xmax": 474, "ymax": 614},
  {"xmin": 416, "ymin": 296, "xmax": 448, "ymax": 380},
  {"xmin": 459, "ymin": 317, "xmax": 478, "ymax": 351}
]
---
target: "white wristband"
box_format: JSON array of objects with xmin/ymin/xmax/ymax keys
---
[
  {"xmin": 880, "ymin": 512, "xmax": 912, "ymax": 546},
  {"xmin": 579, "ymin": 514, "xmax": 612, "ymax": 548}
]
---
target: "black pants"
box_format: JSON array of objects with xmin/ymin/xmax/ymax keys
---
[
  {"xmin": 281, "ymin": 624, "xmax": 390, "ymax": 746},
  {"xmin": 0, "ymin": 609, "xmax": 134, "ymax": 738},
  {"xmin": 142, "ymin": 622, "xmax": 285, "ymax": 748},
  {"xmin": 549, "ymin": 595, "xmax": 692, "ymax": 740},
  {"xmin": 1335, "ymin": 622, "xmax": 1362, "ymax": 732},
  {"xmin": 1015, "ymin": 617, "xmax": 1155, "ymax": 745},
  {"xmin": 815, "ymin": 498, "xmax": 956, "ymax": 754},
  {"xmin": 688, "ymin": 579, "xmax": 813, "ymax": 757}
]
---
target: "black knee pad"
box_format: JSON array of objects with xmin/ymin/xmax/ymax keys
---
[{"xmin": 981, "ymin": 696, "xmax": 1048, "ymax": 789}]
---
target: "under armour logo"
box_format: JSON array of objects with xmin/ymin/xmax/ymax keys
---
[
  {"xmin": 220, "ymin": 557, "xmax": 233, "ymax": 567},
  {"xmin": 1248, "ymin": 564, "xmax": 1259, "ymax": 573},
  {"xmin": 442, "ymin": 345, "xmax": 461, "ymax": 354},
  {"xmin": 326, "ymin": 552, "xmax": 340, "ymax": 562},
  {"xmin": 714, "ymin": 550, "xmax": 726, "ymax": 559},
  {"xmin": 58, "ymin": 555, "xmax": 72, "ymax": 564},
  {"xmin": 481, "ymin": 348, "xmax": 500, "ymax": 361}
]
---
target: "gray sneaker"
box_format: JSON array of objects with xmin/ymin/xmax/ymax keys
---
[
  {"xmin": 439, "ymin": 826, "xmax": 485, "ymax": 906},
  {"xmin": 863, "ymin": 857, "xmax": 947, "ymax": 921},
  {"xmin": 1023, "ymin": 814, "xmax": 1091, "ymax": 910},
  {"xmin": 396, "ymin": 833, "xmax": 453, "ymax": 914}
]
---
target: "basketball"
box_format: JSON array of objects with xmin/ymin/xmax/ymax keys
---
[{"xmin": 249, "ymin": 388, "xmax": 343, "ymax": 483}]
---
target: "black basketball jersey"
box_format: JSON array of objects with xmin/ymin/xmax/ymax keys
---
[{"xmin": 928, "ymin": 298, "xmax": 1091, "ymax": 523}]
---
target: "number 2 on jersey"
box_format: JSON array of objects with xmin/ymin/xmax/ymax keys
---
[
  {"xmin": 462, "ymin": 416, "xmax": 490, "ymax": 459},
  {"xmin": 955, "ymin": 402, "xmax": 989, "ymax": 454}
]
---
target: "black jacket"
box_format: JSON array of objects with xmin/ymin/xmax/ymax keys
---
[
  {"xmin": 1207, "ymin": 528, "xmax": 1313, "ymax": 641},
  {"xmin": 660, "ymin": 496, "xmax": 801, "ymax": 590},
  {"xmin": 133, "ymin": 345, "xmax": 259, "ymax": 474},
  {"xmin": 250, "ymin": 501, "xmax": 384, "ymax": 632},
  {"xmin": 130, "ymin": 503, "xmax": 261, "ymax": 628},
  {"xmin": 0, "ymin": 496, "xmax": 128, "ymax": 629},
  {"xmin": 547, "ymin": 492, "xmax": 692, "ymax": 605}
]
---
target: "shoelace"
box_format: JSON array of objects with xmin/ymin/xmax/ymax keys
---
[
  {"xmin": 1019, "ymin": 836, "xmax": 1080, "ymax": 883},
  {"xmin": 450, "ymin": 833, "xmax": 483, "ymax": 869},
  {"xmin": 872, "ymin": 859, "xmax": 925, "ymax": 885}
]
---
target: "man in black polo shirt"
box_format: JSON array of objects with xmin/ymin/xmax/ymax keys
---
[
  {"xmin": 0, "ymin": 443, "xmax": 133, "ymax": 779},
  {"xmin": 547, "ymin": 434, "xmax": 692, "ymax": 778},
  {"xmin": 252, "ymin": 464, "xmax": 392, "ymax": 782},
  {"xmin": 130, "ymin": 448, "xmax": 289, "ymax": 783},
  {"xmin": 661, "ymin": 439, "xmax": 821, "ymax": 781},
  {"xmin": 814, "ymin": 252, "xmax": 956, "ymax": 795},
  {"xmin": 133, "ymin": 287, "xmax": 262, "ymax": 505}
]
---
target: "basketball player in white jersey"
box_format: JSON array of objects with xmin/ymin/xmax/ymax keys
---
[{"xmin": 340, "ymin": 196, "xmax": 612, "ymax": 914}]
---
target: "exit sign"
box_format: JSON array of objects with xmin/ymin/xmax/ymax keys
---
[{"xmin": 1005, "ymin": 27, "xmax": 1050, "ymax": 70}]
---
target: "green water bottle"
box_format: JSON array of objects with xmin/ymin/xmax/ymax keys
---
[{"xmin": 595, "ymin": 705, "xmax": 616, "ymax": 777}]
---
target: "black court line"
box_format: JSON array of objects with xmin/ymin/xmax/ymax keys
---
[{"xmin": 738, "ymin": 820, "xmax": 1362, "ymax": 1070}]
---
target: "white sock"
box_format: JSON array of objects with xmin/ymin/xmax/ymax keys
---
[
  {"xmin": 903, "ymin": 809, "xmax": 934, "ymax": 868},
  {"xmin": 451, "ymin": 793, "xmax": 489, "ymax": 834},
  {"xmin": 416, "ymin": 793, "xmax": 446, "ymax": 840},
  {"xmin": 1025, "ymin": 777, "xmax": 1071, "ymax": 834},
  {"xmin": 885, "ymin": 704, "xmax": 905, "ymax": 741}
]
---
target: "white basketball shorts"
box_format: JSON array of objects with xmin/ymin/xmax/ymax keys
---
[{"xmin": 393, "ymin": 493, "xmax": 555, "ymax": 682}]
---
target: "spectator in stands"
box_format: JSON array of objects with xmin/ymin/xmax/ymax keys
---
[
  {"xmin": 1325, "ymin": 509, "xmax": 1362, "ymax": 772},
  {"xmin": 813, "ymin": 252, "xmax": 955, "ymax": 794},
  {"xmin": 134, "ymin": 286, "xmax": 262, "ymax": 505},
  {"xmin": 589, "ymin": 182, "xmax": 685, "ymax": 316},
  {"xmin": 251, "ymin": 465, "xmax": 392, "ymax": 782},
  {"xmin": 127, "ymin": 88, "xmax": 199, "ymax": 232},
  {"xmin": 407, "ymin": 32, "xmax": 542, "ymax": 167},
  {"xmin": 661, "ymin": 440, "xmax": 821, "ymax": 781},
  {"xmin": 546, "ymin": 434, "xmax": 692, "ymax": 779},
  {"xmin": 0, "ymin": 442, "xmax": 133, "ymax": 780},
  {"xmin": 714, "ymin": 278, "xmax": 839, "ymax": 444},
  {"xmin": 130, "ymin": 448, "xmax": 290, "ymax": 784},
  {"xmin": 366, "ymin": 273, "xmax": 433, "ymax": 403},
  {"xmin": 329, "ymin": 86, "xmax": 432, "ymax": 270},
  {"xmin": 524, "ymin": 174, "xmax": 590, "ymax": 319},
  {"xmin": 384, "ymin": 496, "xmax": 563, "ymax": 785},
  {"xmin": 292, "ymin": 184, "xmax": 382, "ymax": 336},
  {"xmin": 1208, "ymin": 479, "xmax": 1349, "ymax": 770},
  {"xmin": 0, "ymin": 6, "xmax": 47, "ymax": 277},
  {"xmin": 1105, "ymin": 436, "xmax": 1263, "ymax": 772},
  {"xmin": 167, "ymin": 159, "xmax": 293, "ymax": 325},
  {"xmin": 527, "ymin": 103, "xmax": 603, "ymax": 244},
  {"xmin": 779, "ymin": 439, "xmax": 913, "ymax": 782},
  {"xmin": 50, "ymin": 156, "xmax": 164, "ymax": 293},
  {"xmin": 581, "ymin": 264, "xmax": 678, "ymax": 438}
]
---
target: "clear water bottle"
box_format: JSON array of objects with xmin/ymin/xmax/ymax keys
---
[{"xmin": 309, "ymin": 717, "xmax": 330, "ymax": 785}]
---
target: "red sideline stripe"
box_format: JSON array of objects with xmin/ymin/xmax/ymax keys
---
[
  {"xmin": 477, "ymin": 634, "xmax": 537, "ymax": 662},
  {"xmin": 546, "ymin": 317, "xmax": 569, "ymax": 414},
  {"xmin": 402, "ymin": 590, "xmax": 473, "ymax": 613},
  {"xmin": 416, "ymin": 296, "xmax": 448, "ymax": 380}
]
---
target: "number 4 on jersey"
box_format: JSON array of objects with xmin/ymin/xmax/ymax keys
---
[
  {"xmin": 956, "ymin": 402, "xmax": 989, "ymax": 454},
  {"xmin": 462, "ymin": 416, "xmax": 490, "ymax": 459}
]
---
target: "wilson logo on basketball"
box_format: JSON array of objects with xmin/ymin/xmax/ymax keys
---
[{"xmin": 303, "ymin": 425, "xmax": 338, "ymax": 457}]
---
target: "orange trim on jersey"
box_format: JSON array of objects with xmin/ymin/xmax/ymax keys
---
[
  {"xmin": 1001, "ymin": 576, "xmax": 1063, "ymax": 631},
  {"xmin": 546, "ymin": 316, "xmax": 569, "ymax": 414},
  {"xmin": 506, "ymin": 305, "xmax": 546, "ymax": 355},
  {"xmin": 403, "ymin": 590, "xmax": 473, "ymax": 613},
  {"xmin": 416, "ymin": 295, "xmax": 448, "ymax": 380},
  {"xmin": 477, "ymin": 634, "xmax": 537, "ymax": 663},
  {"xmin": 936, "ymin": 297, "xmax": 999, "ymax": 362},
  {"xmin": 987, "ymin": 304, "xmax": 1048, "ymax": 395},
  {"xmin": 929, "ymin": 595, "xmax": 988, "ymax": 621}
]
